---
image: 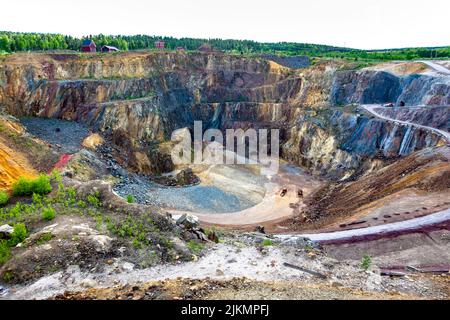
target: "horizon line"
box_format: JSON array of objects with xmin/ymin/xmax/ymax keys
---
[{"xmin": 1, "ymin": 30, "xmax": 449, "ymax": 52}]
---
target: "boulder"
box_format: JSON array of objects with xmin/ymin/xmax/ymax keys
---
[
  {"xmin": 254, "ymin": 225, "xmax": 266, "ymax": 234},
  {"xmin": 121, "ymin": 262, "xmax": 135, "ymax": 272},
  {"xmin": 176, "ymin": 168, "xmax": 200, "ymax": 186},
  {"xmin": 176, "ymin": 214, "xmax": 199, "ymax": 230},
  {"xmin": 0, "ymin": 224, "xmax": 13, "ymax": 239}
]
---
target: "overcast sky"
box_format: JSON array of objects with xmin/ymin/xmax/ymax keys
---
[{"xmin": 1, "ymin": 0, "xmax": 449, "ymax": 49}]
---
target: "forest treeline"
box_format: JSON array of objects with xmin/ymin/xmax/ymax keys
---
[{"xmin": 1, "ymin": 31, "xmax": 449, "ymax": 60}]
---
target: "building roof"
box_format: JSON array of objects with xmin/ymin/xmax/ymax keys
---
[
  {"xmin": 101, "ymin": 45, "xmax": 119, "ymax": 51},
  {"xmin": 198, "ymin": 43, "xmax": 212, "ymax": 51},
  {"xmin": 81, "ymin": 39, "xmax": 96, "ymax": 47}
]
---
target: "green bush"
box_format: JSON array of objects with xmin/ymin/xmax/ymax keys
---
[
  {"xmin": 262, "ymin": 239, "xmax": 273, "ymax": 246},
  {"xmin": 12, "ymin": 174, "xmax": 52, "ymax": 196},
  {"xmin": 0, "ymin": 240, "xmax": 10, "ymax": 265},
  {"xmin": 31, "ymin": 174, "xmax": 52, "ymax": 195},
  {"xmin": 87, "ymin": 192, "xmax": 101, "ymax": 208},
  {"xmin": 360, "ymin": 254, "xmax": 372, "ymax": 271},
  {"xmin": 126, "ymin": 195, "xmax": 135, "ymax": 203},
  {"xmin": 12, "ymin": 177, "xmax": 32, "ymax": 196},
  {"xmin": 10, "ymin": 223, "xmax": 27, "ymax": 246},
  {"xmin": 42, "ymin": 207, "xmax": 56, "ymax": 221},
  {"xmin": 0, "ymin": 240, "xmax": 11, "ymax": 265},
  {"xmin": 77, "ymin": 200, "xmax": 86, "ymax": 208},
  {"xmin": 187, "ymin": 240, "xmax": 204, "ymax": 254},
  {"xmin": 0, "ymin": 191, "xmax": 9, "ymax": 206},
  {"xmin": 2, "ymin": 271, "xmax": 13, "ymax": 282}
]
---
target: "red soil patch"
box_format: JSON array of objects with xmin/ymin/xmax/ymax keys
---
[{"xmin": 51, "ymin": 153, "xmax": 73, "ymax": 171}]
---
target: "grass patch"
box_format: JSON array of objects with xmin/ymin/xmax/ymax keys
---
[
  {"xmin": 0, "ymin": 191, "xmax": 9, "ymax": 206},
  {"xmin": 262, "ymin": 239, "xmax": 273, "ymax": 246},
  {"xmin": 12, "ymin": 174, "xmax": 52, "ymax": 197},
  {"xmin": 187, "ymin": 240, "xmax": 204, "ymax": 254},
  {"xmin": 2, "ymin": 271, "xmax": 13, "ymax": 282},
  {"xmin": 87, "ymin": 191, "xmax": 101, "ymax": 208},
  {"xmin": 0, "ymin": 240, "xmax": 10, "ymax": 265},
  {"xmin": 42, "ymin": 207, "xmax": 56, "ymax": 221},
  {"xmin": 9, "ymin": 223, "xmax": 27, "ymax": 246}
]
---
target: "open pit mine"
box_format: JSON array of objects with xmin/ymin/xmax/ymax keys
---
[{"xmin": 0, "ymin": 52, "xmax": 449, "ymax": 300}]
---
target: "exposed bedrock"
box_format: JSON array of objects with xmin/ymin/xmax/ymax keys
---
[
  {"xmin": 373, "ymin": 106, "xmax": 450, "ymax": 132},
  {"xmin": 281, "ymin": 108, "xmax": 442, "ymax": 179},
  {"xmin": 0, "ymin": 52, "xmax": 447, "ymax": 178},
  {"xmin": 331, "ymin": 70, "xmax": 450, "ymax": 106}
]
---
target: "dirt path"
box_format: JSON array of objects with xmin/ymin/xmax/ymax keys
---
[
  {"xmin": 277, "ymin": 208, "xmax": 450, "ymax": 243},
  {"xmin": 362, "ymin": 104, "xmax": 450, "ymax": 143},
  {"xmin": 418, "ymin": 60, "xmax": 450, "ymax": 75}
]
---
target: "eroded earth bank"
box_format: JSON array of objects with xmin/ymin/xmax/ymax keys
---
[{"xmin": 0, "ymin": 52, "xmax": 449, "ymax": 299}]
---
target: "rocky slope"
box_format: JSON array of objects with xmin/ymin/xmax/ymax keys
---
[
  {"xmin": 289, "ymin": 144, "xmax": 450, "ymax": 229},
  {"xmin": 0, "ymin": 115, "xmax": 59, "ymax": 189},
  {"xmin": 373, "ymin": 106, "xmax": 450, "ymax": 132},
  {"xmin": 0, "ymin": 52, "xmax": 448, "ymax": 179}
]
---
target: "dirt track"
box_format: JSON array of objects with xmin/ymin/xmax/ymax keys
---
[{"xmin": 362, "ymin": 104, "xmax": 450, "ymax": 143}]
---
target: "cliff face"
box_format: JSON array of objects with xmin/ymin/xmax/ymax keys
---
[
  {"xmin": 0, "ymin": 52, "xmax": 447, "ymax": 179},
  {"xmin": 331, "ymin": 70, "xmax": 450, "ymax": 106},
  {"xmin": 373, "ymin": 106, "xmax": 450, "ymax": 131},
  {"xmin": 281, "ymin": 108, "xmax": 442, "ymax": 179}
]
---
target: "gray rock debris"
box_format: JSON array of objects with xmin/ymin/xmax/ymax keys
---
[
  {"xmin": 176, "ymin": 214, "xmax": 199, "ymax": 230},
  {"xmin": 0, "ymin": 224, "xmax": 14, "ymax": 239}
]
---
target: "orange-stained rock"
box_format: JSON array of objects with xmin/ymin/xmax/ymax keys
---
[{"xmin": 82, "ymin": 133, "xmax": 104, "ymax": 150}]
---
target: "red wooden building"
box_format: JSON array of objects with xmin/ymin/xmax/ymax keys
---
[
  {"xmin": 81, "ymin": 39, "xmax": 97, "ymax": 53},
  {"xmin": 155, "ymin": 40, "xmax": 165, "ymax": 49}
]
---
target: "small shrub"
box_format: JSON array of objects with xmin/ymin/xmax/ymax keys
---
[
  {"xmin": 66, "ymin": 187, "xmax": 77, "ymax": 205},
  {"xmin": 8, "ymin": 202, "xmax": 23, "ymax": 219},
  {"xmin": 10, "ymin": 223, "xmax": 27, "ymax": 246},
  {"xmin": 77, "ymin": 200, "xmax": 87, "ymax": 208},
  {"xmin": 126, "ymin": 195, "xmax": 135, "ymax": 203},
  {"xmin": 12, "ymin": 177, "xmax": 32, "ymax": 196},
  {"xmin": 31, "ymin": 174, "xmax": 52, "ymax": 195},
  {"xmin": 87, "ymin": 192, "xmax": 101, "ymax": 208},
  {"xmin": 0, "ymin": 240, "xmax": 10, "ymax": 265},
  {"xmin": 360, "ymin": 254, "xmax": 372, "ymax": 271},
  {"xmin": 95, "ymin": 215, "xmax": 103, "ymax": 230},
  {"xmin": 2, "ymin": 271, "xmax": 13, "ymax": 282},
  {"xmin": 187, "ymin": 240, "xmax": 204, "ymax": 254},
  {"xmin": 51, "ymin": 170, "xmax": 62, "ymax": 184},
  {"xmin": 32, "ymin": 193, "xmax": 43, "ymax": 205},
  {"xmin": 42, "ymin": 207, "xmax": 56, "ymax": 221},
  {"xmin": 0, "ymin": 191, "xmax": 9, "ymax": 206},
  {"xmin": 132, "ymin": 238, "xmax": 142, "ymax": 249},
  {"xmin": 262, "ymin": 239, "xmax": 273, "ymax": 246}
]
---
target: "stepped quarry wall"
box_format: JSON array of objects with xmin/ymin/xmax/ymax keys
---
[{"xmin": 0, "ymin": 52, "xmax": 448, "ymax": 179}]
